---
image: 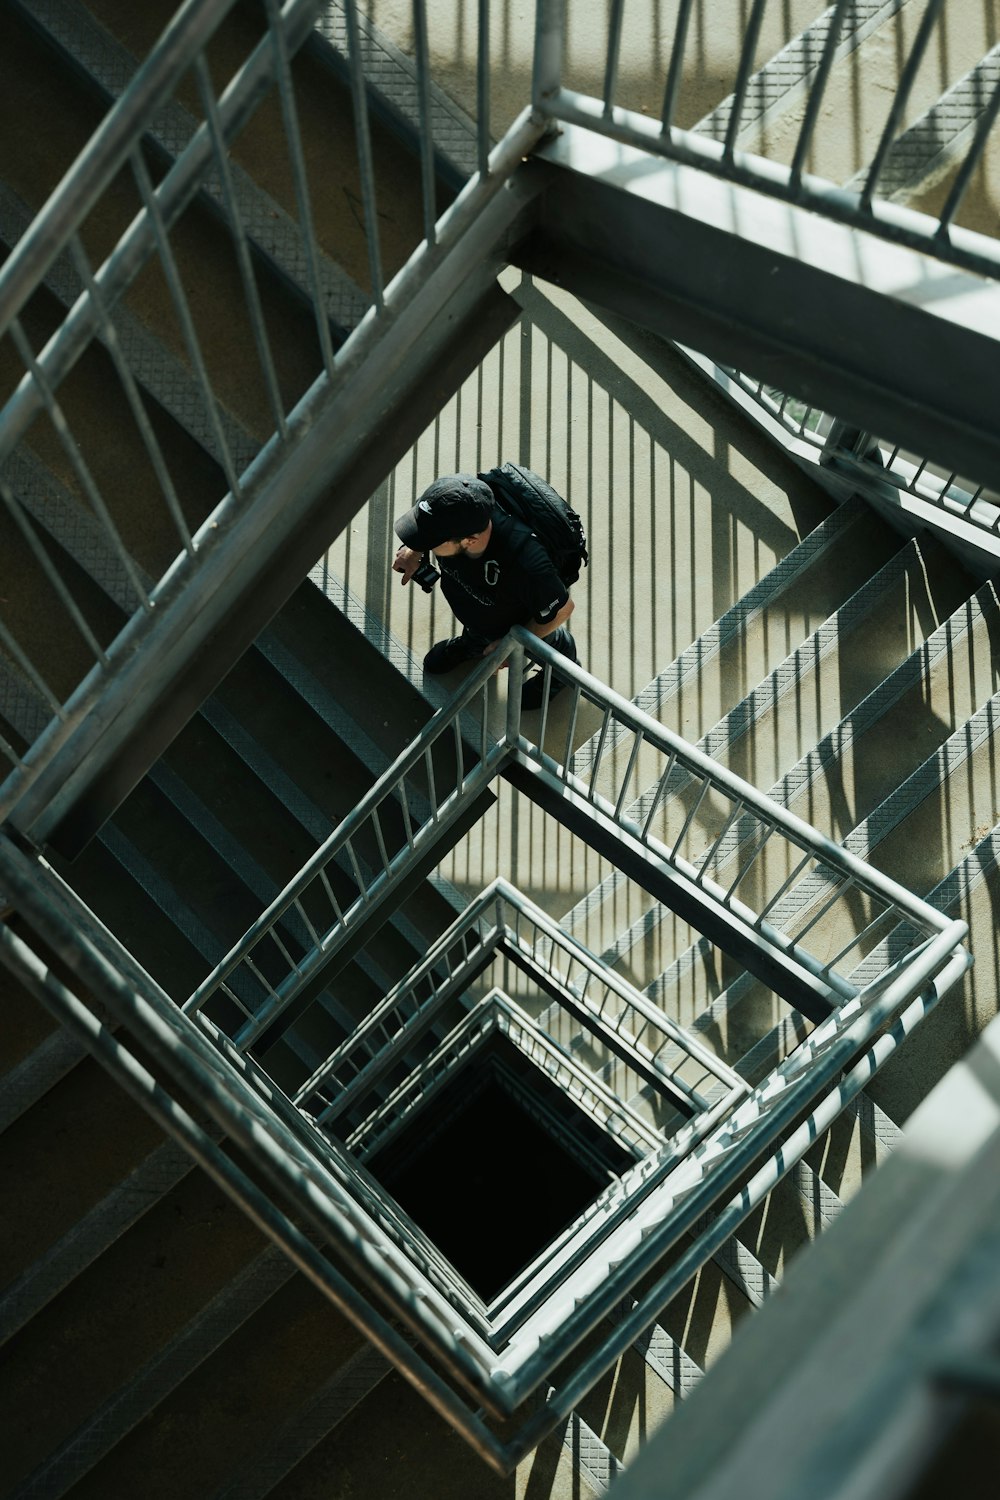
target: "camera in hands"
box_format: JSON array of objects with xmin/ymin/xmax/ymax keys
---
[{"xmin": 412, "ymin": 557, "xmax": 440, "ymax": 593}]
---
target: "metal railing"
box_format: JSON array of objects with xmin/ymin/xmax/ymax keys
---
[
  {"xmin": 345, "ymin": 989, "xmax": 662, "ymax": 1163},
  {"xmin": 186, "ymin": 627, "xmax": 964, "ymax": 1048},
  {"xmin": 0, "ymin": 822, "xmax": 969, "ymax": 1473},
  {"xmin": 683, "ymin": 349, "xmax": 1000, "ymax": 559},
  {"xmin": 182, "ymin": 656, "xmax": 511, "ymax": 1044},
  {"xmin": 0, "ymin": 0, "xmax": 527, "ymax": 831},
  {"xmin": 516, "ymin": 637, "xmax": 956, "ymax": 1010},
  {"xmin": 533, "ymin": 0, "xmax": 1000, "ymax": 284},
  {"xmin": 5, "ymin": 0, "xmax": 1000, "ymax": 828},
  {"xmin": 294, "ymin": 877, "xmax": 743, "ymax": 1128}
]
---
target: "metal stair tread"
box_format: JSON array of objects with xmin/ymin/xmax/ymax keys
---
[
  {"xmin": 0, "ymin": 1134, "xmax": 198, "ymax": 1348},
  {"xmin": 563, "ymin": 531, "xmax": 936, "ymax": 943},
  {"xmin": 613, "ymin": 574, "xmax": 996, "ymax": 994},
  {"xmin": 0, "ymin": 451, "xmax": 458, "ymax": 1022},
  {"xmin": 695, "ymin": 0, "xmax": 908, "ymax": 144},
  {"xmin": 209, "ymin": 1339, "xmax": 396, "ymax": 1500},
  {"xmin": 14, "ymin": 0, "xmax": 369, "ymax": 336},
  {"xmin": 308, "ymin": 0, "xmax": 482, "ymax": 185},
  {"xmin": 845, "ymin": 41, "xmax": 1000, "ymax": 201},
  {"xmin": 571, "ymin": 492, "xmax": 868, "ymax": 779}
]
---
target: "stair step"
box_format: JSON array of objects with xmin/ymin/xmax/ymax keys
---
[
  {"xmin": 572, "ymin": 492, "xmax": 876, "ymax": 781},
  {"xmin": 0, "ymin": 1135, "xmax": 198, "ymax": 1347},
  {"xmin": 1, "ymin": 1165, "xmax": 270, "ymax": 1494},
  {"xmin": 845, "ymin": 42, "xmax": 1000, "ymax": 202},
  {"xmin": 209, "ymin": 1339, "xmax": 394, "ymax": 1500},
  {"xmin": 49, "ymin": 1266, "xmax": 364, "ymax": 1500},
  {"xmin": 16, "ymin": 0, "xmax": 368, "ymax": 335},
  {"xmin": 564, "ymin": 529, "xmax": 968, "ymax": 976}
]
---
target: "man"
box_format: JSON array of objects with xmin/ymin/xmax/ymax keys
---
[{"xmin": 392, "ymin": 473, "xmax": 578, "ymax": 709}]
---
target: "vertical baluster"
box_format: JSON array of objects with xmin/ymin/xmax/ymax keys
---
[
  {"xmin": 10, "ymin": 319, "xmax": 151, "ymax": 612},
  {"xmin": 424, "ymin": 744, "xmax": 439, "ymax": 816},
  {"xmin": 790, "ymin": 0, "xmax": 852, "ymax": 188},
  {"xmin": 936, "ymin": 76, "xmax": 1000, "ymax": 237},
  {"xmin": 398, "ymin": 775, "xmax": 416, "ymax": 849},
  {"xmin": 480, "ymin": 679, "xmax": 489, "ymax": 768},
  {"xmin": 194, "ymin": 53, "xmax": 287, "ymax": 440},
  {"xmin": 660, "ymin": 0, "xmax": 696, "ymax": 135},
  {"xmin": 130, "ymin": 148, "xmax": 244, "ymax": 500},
  {"xmin": 318, "ymin": 868, "xmax": 345, "ymax": 926},
  {"xmin": 723, "ymin": 0, "xmax": 770, "ymax": 160},
  {"xmin": 219, "ymin": 978, "xmax": 258, "ymax": 1024},
  {"xmin": 640, "ymin": 750, "xmax": 678, "ymax": 840},
  {"xmin": 696, "ymin": 797, "xmax": 745, "ymax": 883},
  {"xmin": 603, "ymin": 0, "xmax": 627, "ymax": 118},
  {"xmin": 754, "ymin": 845, "xmax": 814, "ymax": 918},
  {"xmin": 561, "ymin": 682, "xmax": 581, "ymax": 783},
  {"xmin": 859, "ymin": 0, "xmax": 947, "ymax": 212},
  {"xmin": 614, "ymin": 730, "xmax": 644, "ymax": 821},
  {"xmin": 412, "ymin": 0, "xmax": 438, "ymax": 244},
  {"xmin": 263, "ymin": 0, "xmax": 336, "ymax": 376},
  {"xmin": 0, "ymin": 476, "xmax": 105, "ymax": 677},
  {"xmin": 476, "ymin": 0, "xmax": 491, "ymax": 177},
  {"xmin": 344, "ymin": 835, "xmax": 367, "ymax": 900},
  {"xmin": 292, "ymin": 896, "xmax": 321, "ymax": 948},
  {"xmin": 371, "ymin": 805, "xmax": 391, "ymax": 875},
  {"xmin": 588, "ymin": 705, "xmax": 614, "ymax": 801},
  {"xmin": 269, "ymin": 926, "xmax": 302, "ymax": 976},
  {"xmin": 69, "ymin": 235, "xmax": 193, "ymax": 555},
  {"xmin": 344, "ymin": 0, "xmax": 385, "ymax": 308},
  {"xmin": 669, "ymin": 775, "xmax": 712, "ymax": 862},
  {"xmin": 532, "ymin": 0, "xmax": 565, "ymax": 114}
]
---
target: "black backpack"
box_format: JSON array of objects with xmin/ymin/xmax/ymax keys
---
[{"xmin": 479, "ymin": 463, "xmax": 589, "ymax": 587}]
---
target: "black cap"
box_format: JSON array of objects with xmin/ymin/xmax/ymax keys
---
[{"xmin": 394, "ymin": 474, "xmax": 494, "ymax": 551}]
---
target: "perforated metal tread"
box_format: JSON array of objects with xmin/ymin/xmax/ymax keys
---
[
  {"xmin": 0, "ymin": 1136, "xmax": 201, "ymax": 1347},
  {"xmin": 310, "ymin": 0, "xmax": 482, "ymax": 185},
  {"xmin": 611, "ymin": 576, "xmax": 992, "ymax": 992},
  {"xmin": 572, "ymin": 494, "xmax": 865, "ymax": 780},
  {"xmin": 210, "ymin": 1342, "xmax": 396, "ymax": 1500},
  {"xmin": 696, "ymin": 0, "xmax": 908, "ymax": 144},
  {"xmin": 14, "ymin": 0, "xmax": 370, "ymax": 337},
  {"xmin": 0, "ymin": 181, "xmax": 465, "ymax": 816},
  {"xmin": 846, "ymin": 43, "xmax": 1000, "ymax": 201},
  {"xmin": 0, "ymin": 1025, "xmax": 88, "ymax": 1137}
]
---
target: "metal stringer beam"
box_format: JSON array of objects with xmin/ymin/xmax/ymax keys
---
[{"xmin": 501, "ymin": 754, "xmax": 841, "ymax": 1025}]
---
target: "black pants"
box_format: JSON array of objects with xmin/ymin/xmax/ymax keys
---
[{"xmin": 463, "ymin": 624, "xmax": 577, "ymax": 662}]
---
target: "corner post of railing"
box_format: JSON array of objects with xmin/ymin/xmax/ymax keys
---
[
  {"xmin": 532, "ymin": 0, "xmax": 565, "ymax": 120},
  {"xmin": 819, "ymin": 419, "xmax": 881, "ymax": 471},
  {"xmin": 504, "ymin": 632, "xmax": 524, "ymax": 750}
]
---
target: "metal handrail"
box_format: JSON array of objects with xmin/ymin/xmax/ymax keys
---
[
  {"xmin": 531, "ymin": 0, "xmax": 1000, "ymax": 284},
  {"xmin": 186, "ymin": 625, "xmax": 956, "ymax": 1062},
  {"xmin": 685, "ymin": 351, "xmax": 1000, "ymax": 556},
  {"xmin": 294, "ymin": 876, "xmax": 744, "ymax": 1127},
  {"xmin": 488, "ymin": 915, "xmax": 970, "ymax": 1403},
  {"xmin": 347, "ymin": 992, "xmax": 662, "ymax": 1162},
  {"xmin": 495, "ymin": 942, "xmax": 971, "ymax": 1469},
  {"xmin": 508, "ymin": 629, "xmax": 951, "ymax": 940},
  {"xmin": 183, "ymin": 646, "xmax": 508, "ymax": 1036}
]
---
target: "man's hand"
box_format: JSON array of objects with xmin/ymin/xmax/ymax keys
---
[{"xmin": 392, "ymin": 545, "xmax": 423, "ymax": 585}]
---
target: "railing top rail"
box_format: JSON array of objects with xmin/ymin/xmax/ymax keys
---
[
  {"xmin": 533, "ymin": 82, "xmax": 1000, "ymax": 284},
  {"xmin": 511, "ymin": 628, "xmax": 951, "ymax": 940}
]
